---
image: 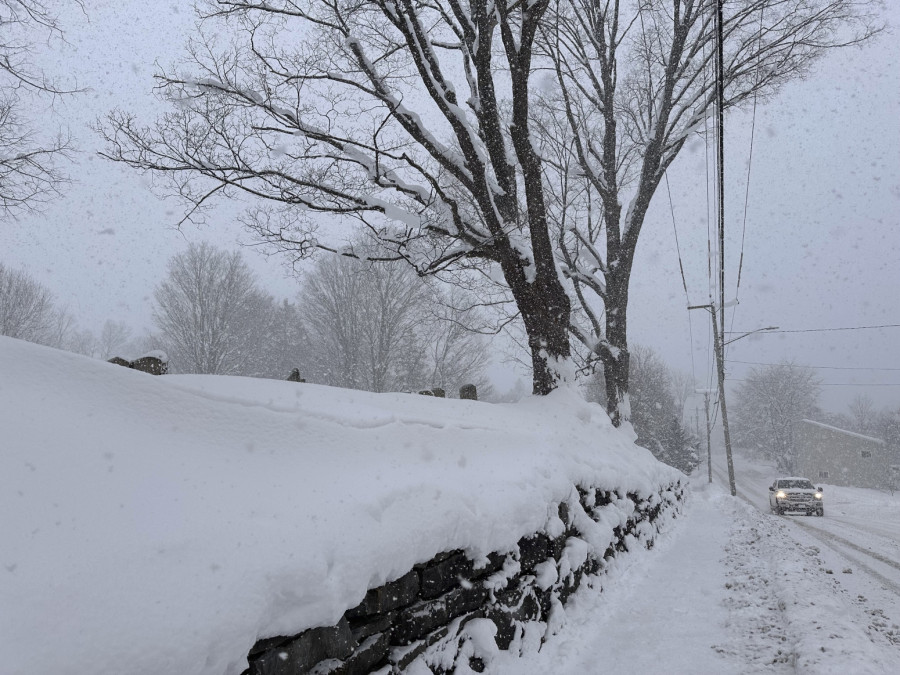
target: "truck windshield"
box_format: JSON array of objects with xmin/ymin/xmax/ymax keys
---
[{"xmin": 779, "ymin": 480, "xmax": 814, "ymax": 489}]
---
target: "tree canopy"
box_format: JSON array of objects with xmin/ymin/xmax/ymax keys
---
[{"xmin": 101, "ymin": 0, "xmax": 881, "ymax": 420}]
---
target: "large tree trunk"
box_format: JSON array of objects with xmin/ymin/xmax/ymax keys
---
[
  {"xmin": 602, "ymin": 265, "xmax": 630, "ymax": 426},
  {"xmin": 522, "ymin": 279, "xmax": 572, "ymax": 396},
  {"xmin": 500, "ymin": 0, "xmax": 571, "ymax": 397},
  {"xmin": 501, "ymin": 250, "xmax": 572, "ymax": 396}
]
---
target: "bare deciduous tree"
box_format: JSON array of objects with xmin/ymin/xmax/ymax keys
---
[
  {"xmin": 670, "ymin": 369, "xmax": 695, "ymax": 420},
  {"xmin": 0, "ymin": 0, "xmax": 79, "ymax": 215},
  {"xmin": 733, "ymin": 361, "xmax": 821, "ymax": 473},
  {"xmin": 92, "ymin": 319, "xmax": 133, "ymax": 360},
  {"xmin": 420, "ymin": 287, "xmax": 493, "ymax": 395},
  {"xmin": 101, "ymin": 0, "xmax": 572, "ymax": 397},
  {"xmin": 301, "ymin": 253, "xmax": 427, "ymax": 392},
  {"xmin": 301, "ymin": 248, "xmax": 491, "ymax": 395},
  {"xmin": 153, "ymin": 242, "xmax": 272, "ymax": 375},
  {"xmin": 538, "ymin": 0, "xmax": 880, "ymax": 423},
  {"xmin": 0, "ymin": 261, "xmax": 71, "ymax": 345},
  {"xmin": 848, "ymin": 393, "xmax": 876, "ymax": 436},
  {"xmin": 255, "ymin": 298, "xmax": 310, "ymax": 380}
]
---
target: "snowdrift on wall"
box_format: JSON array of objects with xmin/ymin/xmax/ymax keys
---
[{"xmin": 0, "ymin": 336, "xmax": 679, "ymax": 674}]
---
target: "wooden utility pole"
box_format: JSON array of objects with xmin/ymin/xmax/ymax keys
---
[
  {"xmin": 691, "ymin": 0, "xmax": 738, "ymax": 496},
  {"xmin": 689, "ymin": 303, "xmax": 736, "ymax": 496},
  {"xmin": 715, "ymin": 0, "xmax": 726, "ymax": 348},
  {"xmin": 709, "ymin": 305, "xmax": 736, "ymax": 496}
]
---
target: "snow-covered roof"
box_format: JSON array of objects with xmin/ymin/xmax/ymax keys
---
[
  {"xmin": 0, "ymin": 336, "xmax": 676, "ymax": 675},
  {"xmin": 799, "ymin": 419, "xmax": 885, "ymax": 445}
]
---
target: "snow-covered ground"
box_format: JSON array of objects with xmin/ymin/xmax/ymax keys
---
[
  {"xmin": 0, "ymin": 337, "xmax": 676, "ymax": 675},
  {"xmin": 3, "ymin": 335, "xmax": 898, "ymax": 674},
  {"xmin": 491, "ymin": 450, "xmax": 900, "ymax": 674}
]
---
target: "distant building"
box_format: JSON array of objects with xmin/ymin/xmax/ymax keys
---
[{"xmin": 794, "ymin": 419, "xmax": 900, "ymax": 490}]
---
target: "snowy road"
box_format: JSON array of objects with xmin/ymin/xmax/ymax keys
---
[
  {"xmin": 717, "ymin": 450, "xmax": 900, "ymax": 655},
  {"xmin": 485, "ymin": 447, "xmax": 900, "ymax": 674},
  {"xmin": 717, "ymin": 452, "xmax": 900, "ymax": 597}
]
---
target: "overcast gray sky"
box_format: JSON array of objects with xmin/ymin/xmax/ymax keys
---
[
  {"xmin": 2, "ymin": 1, "xmax": 898, "ymax": 415},
  {"xmin": 629, "ymin": 6, "xmax": 900, "ymax": 415}
]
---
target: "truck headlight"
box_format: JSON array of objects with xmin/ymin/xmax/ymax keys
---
[
  {"xmin": 815, "ymin": 492, "xmax": 822, "ymax": 499},
  {"xmin": 775, "ymin": 490, "xmax": 786, "ymax": 499}
]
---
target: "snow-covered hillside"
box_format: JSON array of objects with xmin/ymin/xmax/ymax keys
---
[{"xmin": 0, "ymin": 337, "xmax": 677, "ymax": 675}]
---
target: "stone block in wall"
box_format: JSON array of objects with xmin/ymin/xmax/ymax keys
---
[
  {"xmin": 249, "ymin": 617, "xmax": 355, "ymax": 675},
  {"xmin": 346, "ymin": 569, "xmax": 419, "ymax": 618},
  {"xmin": 320, "ymin": 632, "xmax": 390, "ymax": 675},
  {"xmin": 549, "ymin": 532, "xmax": 568, "ymax": 561},
  {"xmin": 131, "ymin": 355, "xmax": 167, "ymax": 375},
  {"xmin": 446, "ymin": 584, "xmax": 488, "ymax": 617},
  {"xmin": 392, "ymin": 585, "xmax": 488, "ymax": 646},
  {"xmin": 391, "ymin": 623, "xmax": 451, "ymax": 671},
  {"xmin": 420, "ymin": 552, "xmax": 471, "ymax": 599},
  {"xmin": 557, "ymin": 501, "xmax": 570, "ymax": 528},
  {"xmin": 392, "ymin": 597, "xmax": 451, "ymax": 646},
  {"xmin": 459, "ymin": 384, "xmax": 477, "ymax": 400},
  {"xmin": 485, "ymin": 585, "xmax": 542, "ymax": 650},
  {"xmin": 517, "ymin": 533, "xmax": 551, "ymax": 573},
  {"xmin": 584, "ymin": 556, "xmax": 602, "ymax": 576},
  {"xmin": 537, "ymin": 587, "xmax": 553, "ymax": 619},
  {"xmin": 469, "ymin": 551, "xmax": 507, "ymax": 582},
  {"xmin": 556, "ymin": 567, "xmax": 584, "ymax": 606},
  {"xmin": 108, "ymin": 354, "xmax": 167, "ymax": 375},
  {"xmin": 348, "ymin": 611, "xmax": 395, "ymax": 643},
  {"xmin": 415, "ymin": 549, "xmax": 504, "ymax": 600},
  {"xmin": 248, "ymin": 635, "xmax": 293, "ymax": 659},
  {"xmin": 594, "ymin": 489, "xmax": 613, "ymax": 507},
  {"xmin": 391, "ymin": 610, "xmax": 485, "ymax": 672}
]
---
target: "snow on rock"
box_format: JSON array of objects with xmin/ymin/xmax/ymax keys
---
[
  {"xmin": 138, "ymin": 349, "xmax": 168, "ymax": 363},
  {"xmin": 0, "ymin": 337, "xmax": 676, "ymax": 675}
]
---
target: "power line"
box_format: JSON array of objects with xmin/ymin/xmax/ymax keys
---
[
  {"xmin": 726, "ymin": 378, "xmax": 900, "ymax": 387},
  {"xmin": 662, "ymin": 169, "xmax": 700, "ymax": 391},
  {"xmin": 728, "ymin": 359, "xmax": 900, "ymax": 372},
  {"xmin": 665, "ymin": 171, "xmax": 689, "ymax": 298},
  {"xmin": 729, "ymin": 5, "xmax": 766, "ymax": 358},
  {"xmin": 736, "ymin": 3, "xmax": 765, "ymax": 299},
  {"xmin": 814, "ymin": 383, "xmax": 900, "ymax": 387},
  {"xmin": 726, "ymin": 323, "xmax": 900, "ymax": 334}
]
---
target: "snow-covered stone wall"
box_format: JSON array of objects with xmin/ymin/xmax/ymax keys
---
[
  {"xmin": 245, "ymin": 482, "xmax": 684, "ymax": 674},
  {"xmin": 1, "ymin": 337, "xmax": 685, "ymax": 675}
]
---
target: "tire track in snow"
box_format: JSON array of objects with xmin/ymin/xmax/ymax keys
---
[
  {"xmin": 713, "ymin": 463, "xmax": 900, "ymax": 594},
  {"xmin": 790, "ymin": 520, "xmax": 900, "ymax": 596},
  {"xmin": 816, "ymin": 514, "xmax": 900, "ymax": 550}
]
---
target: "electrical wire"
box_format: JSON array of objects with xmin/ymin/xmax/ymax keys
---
[
  {"xmin": 663, "ymin": 170, "xmax": 700, "ymax": 391},
  {"xmin": 728, "ymin": 359, "xmax": 900, "ymax": 371},
  {"xmin": 735, "ymin": 3, "xmax": 765, "ymax": 298},
  {"xmin": 727, "ymin": 5, "xmax": 765, "ymax": 357},
  {"xmin": 726, "ymin": 323, "xmax": 900, "ymax": 334},
  {"xmin": 726, "ymin": 379, "xmax": 900, "ymax": 387},
  {"xmin": 665, "ymin": 172, "xmax": 690, "ymax": 298}
]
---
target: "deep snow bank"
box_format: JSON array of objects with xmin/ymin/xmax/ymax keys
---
[{"xmin": 0, "ymin": 337, "xmax": 679, "ymax": 674}]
